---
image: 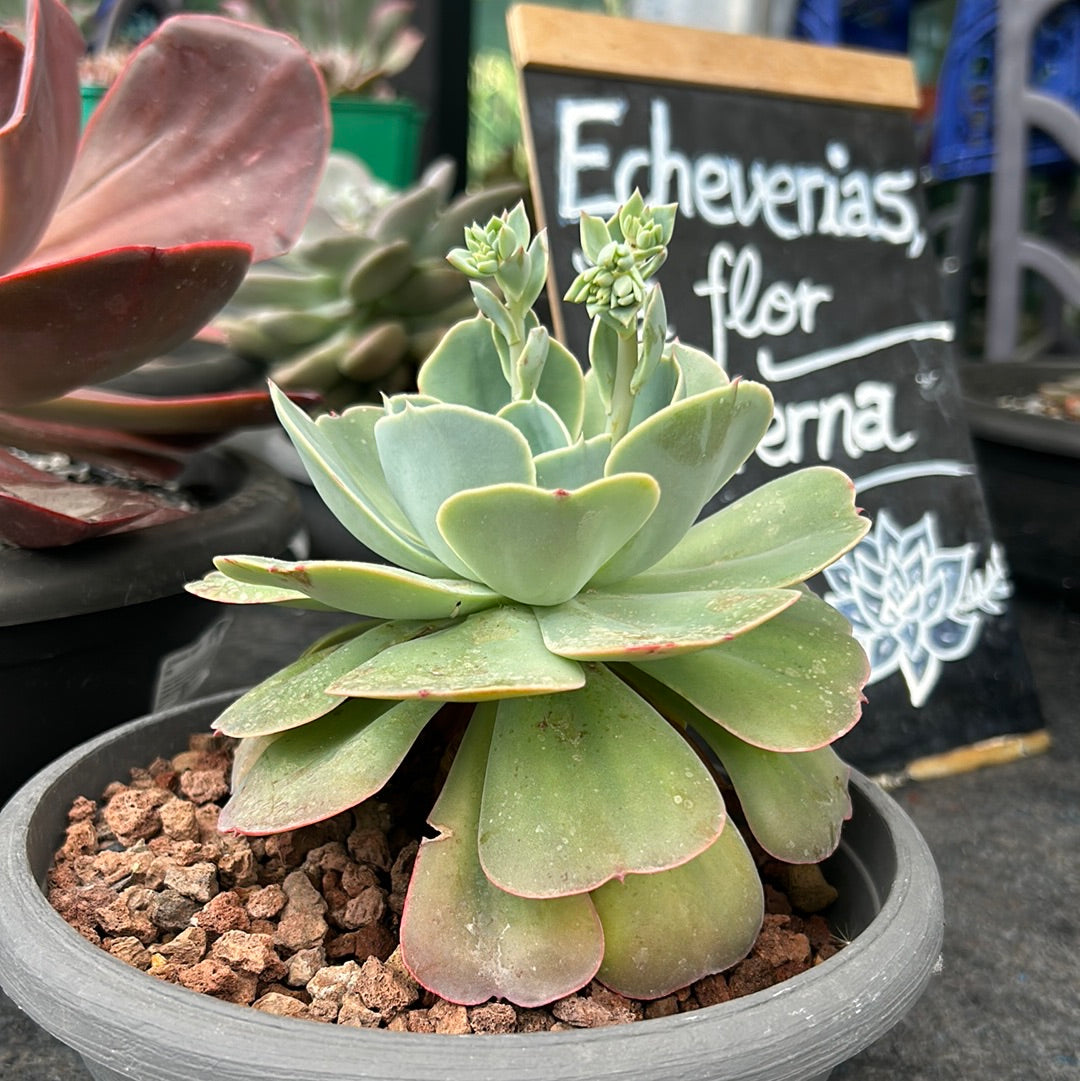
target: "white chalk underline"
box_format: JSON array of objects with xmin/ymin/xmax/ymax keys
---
[
  {"xmin": 853, "ymin": 460, "xmax": 975, "ymax": 493},
  {"xmin": 757, "ymin": 320, "xmax": 955, "ymax": 382}
]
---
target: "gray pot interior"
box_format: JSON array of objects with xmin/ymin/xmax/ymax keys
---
[{"xmin": 1, "ymin": 692, "xmax": 943, "ymax": 1081}]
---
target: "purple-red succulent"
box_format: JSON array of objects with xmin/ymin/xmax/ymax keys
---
[{"xmin": 0, "ymin": 0, "xmax": 330, "ymax": 546}]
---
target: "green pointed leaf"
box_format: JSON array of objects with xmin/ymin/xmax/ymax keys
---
[
  {"xmin": 219, "ymin": 697, "xmax": 442, "ymax": 834},
  {"xmin": 513, "ymin": 325, "xmax": 550, "ymax": 401},
  {"xmin": 470, "ymin": 280, "xmax": 518, "ymax": 345},
  {"xmin": 185, "ymin": 570, "xmax": 334, "ymax": 610},
  {"xmin": 270, "ymin": 385, "xmax": 448, "ymax": 577},
  {"xmin": 630, "ymin": 592, "xmax": 869, "ymax": 751},
  {"xmin": 212, "ymin": 555, "xmax": 501, "ymax": 620},
  {"xmin": 533, "ymin": 434, "xmax": 612, "ymax": 491},
  {"xmin": 537, "ymin": 335, "xmax": 587, "ymax": 437},
  {"xmin": 213, "ymin": 621, "xmax": 438, "ymax": 737},
  {"xmin": 437, "ymin": 474, "xmax": 660, "ymax": 606},
  {"xmin": 401, "ymin": 705, "xmax": 603, "ymax": 1006},
  {"xmin": 327, "ymin": 605, "xmax": 585, "ymax": 700},
  {"xmin": 505, "ymin": 201, "xmax": 533, "ymax": 248},
  {"xmin": 374, "ymin": 403, "xmax": 536, "ymax": 577},
  {"xmin": 478, "ymin": 664, "xmax": 723, "ymax": 898},
  {"xmin": 579, "ymin": 212, "xmax": 612, "ymax": 263},
  {"xmin": 588, "ymin": 316, "xmax": 619, "ymax": 411},
  {"xmin": 496, "ymin": 397, "xmax": 571, "ymax": 457},
  {"xmin": 694, "ymin": 721, "xmax": 851, "ymax": 863},
  {"xmin": 592, "ymin": 822, "xmax": 763, "ymax": 999},
  {"xmin": 535, "ymin": 587, "xmax": 799, "ymax": 661},
  {"xmin": 581, "ymin": 369, "xmax": 608, "ymax": 437},
  {"xmin": 631, "ymin": 467, "xmax": 871, "ymax": 593},
  {"xmin": 592, "ymin": 381, "xmax": 774, "ymax": 584},
  {"xmin": 627, "ymin": 348, "xmax": 679, "ymax": 430},
  {"xmin": 632, "ymin": 283, "xmax": 666, "ymax": 394},
  {"xmin": 670, "ymin": 341, "xmax": 730, "ymax": 398}
]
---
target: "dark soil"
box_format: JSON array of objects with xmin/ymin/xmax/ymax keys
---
[{"xmin": 46, "ymin": 731, "xmax": 844, "ymax": 1033}]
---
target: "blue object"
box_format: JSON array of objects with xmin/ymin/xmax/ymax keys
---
[
  {"xmin": 794, "ymin": 0, "xmax": 912, "ymax": 52},
  {"xmin": 930, "ymin": 0, "xmax": 1080, "ymax": 180}
]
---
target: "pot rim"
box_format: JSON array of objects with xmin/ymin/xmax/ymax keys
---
[
  {"xmin": 0, "ymin": 448, "xmax": 300, "ymax": 627},
  {"xmin": 0, "ymin": 690, "xmax": 943, "ymax": 1081}
]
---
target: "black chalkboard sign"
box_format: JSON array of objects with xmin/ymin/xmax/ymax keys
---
[{"xmin": 509, "ymin": 3, "xmax": 1045, "ymax": 778}]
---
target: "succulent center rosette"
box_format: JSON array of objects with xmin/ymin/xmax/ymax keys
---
[{"xmin": 188, "ymin": 193, "xmax": 872, "ymax": 1008}]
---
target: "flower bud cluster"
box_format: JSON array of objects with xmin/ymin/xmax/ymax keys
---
[{"xmin": 563, "ymin": 190, "xmax": 677, "ymax": 334}]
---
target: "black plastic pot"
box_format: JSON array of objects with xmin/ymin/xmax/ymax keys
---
[
  {"xmin": 0, "ymin": 449, "xmax": 300, "ymax": 802},
  {"xmin": 959, "ymin": 360, "xmax": 1080, "ymax": 601},
  {"xmin": 0, "ymin": 691, "xmax": 943, "ymax": 1081}
]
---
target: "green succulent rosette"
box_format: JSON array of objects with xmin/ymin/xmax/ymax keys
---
[{"xmin": 189, "ymin": 193, "xmax": 871, "ymax": 1009}]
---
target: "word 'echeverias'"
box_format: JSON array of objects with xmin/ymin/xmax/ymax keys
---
[{"xmin": 190, "ymin": 194, "xmax": 872, "ymax": 1008}]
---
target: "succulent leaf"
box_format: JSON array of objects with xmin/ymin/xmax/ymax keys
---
[
  {"xmin": 632, "ymin": 283, "xmax": 667, "ymax": 394},
  {"xmin": 535, "ymin": 587, "xmax": 800, "ymax": 661},
  {"xmin": 0, "ymin": 245, "xmax": 252, "ymax": 407},
  {"xmin": 588, "ymin": 315, "xmax": 619, "ymax": 412},
  {"xmin": 532, "ymin": 434, "xmax": 612, "ymax": 491},
  {"xmin": 579, "ymin": 213, "xmax": 613, "ymax": 264},
  {"xmin": 345, "ymin": 239, "xmax": 413, "ymax": 304},
  {"xmin": 629, "ymin": 591, "xmax": 869, "ymax": 751},
  {"xmin": 327, "ymin": 605, "xmax": 586, "ymax": 701},
  {"xmin": 437, "ymin": 475, "xmax": 661, "ymax": 606},
  {"xmin": 631, "ymin": 466, "xmax": 871, "ymax": 593},
  {"xmin": 401, "ymin": 705, "xmax": 604, "ymax": 1006},
  {"xmin": 0, "ymin": 0, "xmax": 82, "ymax": 276},
  {"xmin": 219, "ymin": 697, "xmax": 442, "ymax": 834},
  {"xmin": 209, "ymin": 637, "xmax": 349, "ymax": 738},
  {"xmin": 271, "ymin": 384, "xmax": 449, "ymax": 576},
  {"xmin": 231, "ymin": 265, "xmax": 340, "ymax": 308},
  {"xmin": 416, "ymin": 316, "xmax": 509, "ymax": 413},
  {"xmin": 495, "ymin": 397, "xmax": 571, "ymax": 457},
  {"xmin": 33, "ymin": 14, "xmax": 329, "ymax": 269},
  {"xmin": 184, "ymin": 570, "xmax": 335, "ymax": 610},
  {"xmin": 592, "ymin": 821, "xmax": 763, "ymax": 1000},
  {"xmin": 670, "ymin": 340, "xmax": 731, "ymax": 398},
  {"xmin": 694, "ymin": 721, "xmax": 851, "ymax": 864},
  {"xmin": 478, "ymin": 664, "xmax": 724, "ymax": 898},
  {"xmin": 212, "ymin": 620, "xmax": 432, "ymax": 738},
  {"xmin": 593, "ymin": 382, "xmax": 774, "ymax": 584},
  {"xmin": 625, "ymin": 348, "xmax": 679, "ymax": 430},
  {"xmin": 374, "ymin": 402, "xmax": 536, "ymax": 576},
  {"xmin": 212, "ymin": 554, "xmax": 502, "ymax": 620}
]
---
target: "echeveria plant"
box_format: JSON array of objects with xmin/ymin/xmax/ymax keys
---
[
  {"xmin": 189, "ymin": 194, "xmax": 871, "ymax": 1007},
  {"xmin": 0, "ymin": 0, "xmax": 328, "ymax": 546}
]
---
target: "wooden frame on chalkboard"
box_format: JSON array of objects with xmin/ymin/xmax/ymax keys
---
[{"xmin": 507, "ymin": 3, "xmax": 918, "ymax": 109}]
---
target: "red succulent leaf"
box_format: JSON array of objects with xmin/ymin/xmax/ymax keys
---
[
  {"xmin": 0, "ymin": 242, "xmax": 252, "ymax": 407},
  {"xmin": 0, "ymin": 474, "xmax": 188, "ymax": 547},
  {"xmin": 30, "ymin": 14, "xmax": 330, "ymax": 270},
  {"xmin": 0, "ymin": 0, "xmax": 82, "ymax": 275},
  {"xmin": 0, "ymin": 410, "xmax": 192, "ymax": 482},
  {"xmin": 8, "ymin": 386, "xmax": 323, "ymax": 434}
]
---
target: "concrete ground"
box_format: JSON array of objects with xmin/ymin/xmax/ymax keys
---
[{"xmin": 2, "ymin": 584, "xmax": 1076, "ymax": 1080}]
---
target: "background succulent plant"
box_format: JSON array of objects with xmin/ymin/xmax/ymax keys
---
[
  {"xmin": 189, "ymin": 195, "xmax": 871, "ymax": 1007},
  {"xmin": 218, "ymin": 0, "xmax": 423, "ymax": 97},
  {"xmin": 212, "ymin": 153, "xmax": 522, "ymax": 412},
  {"xmin": 0, "ymin": 0, "xmax": 328, "ymax": 546}
]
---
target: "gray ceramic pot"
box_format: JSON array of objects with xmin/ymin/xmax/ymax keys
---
[{"xmin": 0, "ymin": 691, "xmax": 943, "ymax": 1081}]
